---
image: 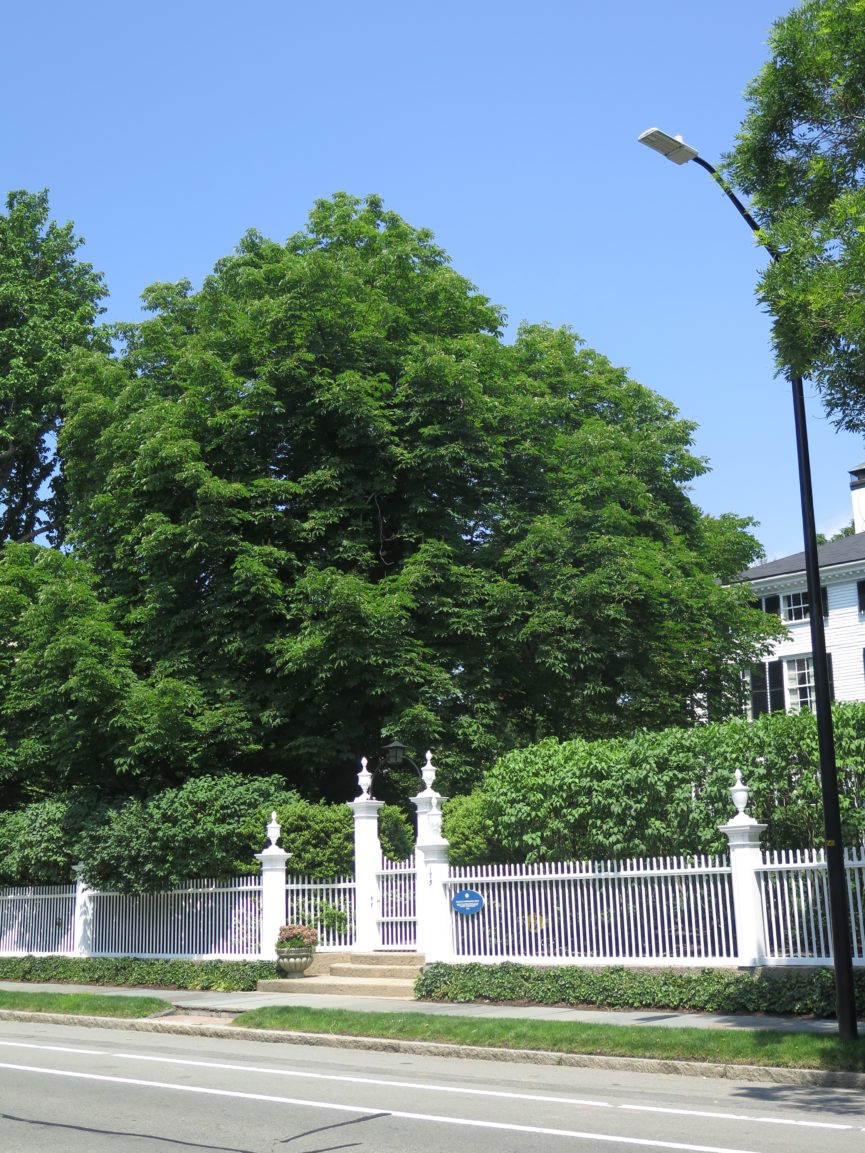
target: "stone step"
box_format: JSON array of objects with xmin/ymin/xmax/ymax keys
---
[
  {"xmin": 341, "ymin": 952, "xmax": 424, "ymax": 966},
  {"xmin": 257, "ymin": 974, "xmax": 418, "ymax": 998},
  {"xmin": 328, "ymin": 962, "xmax": 423, "ymax": 979}
]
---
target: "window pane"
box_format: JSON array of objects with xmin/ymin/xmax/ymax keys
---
[{"xmin": 782, "ymin": 592, "xmax": 809, "ymax": 622}]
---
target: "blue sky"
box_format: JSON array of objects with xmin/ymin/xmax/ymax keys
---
[{"xmin": 4, "ymin": 0, "xmax": 860, "ymax": 559}]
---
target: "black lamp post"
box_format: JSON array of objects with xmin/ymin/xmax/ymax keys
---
[{"xmin": 638, "ymin": 127, "xmax": 858, "ymax": 1041}]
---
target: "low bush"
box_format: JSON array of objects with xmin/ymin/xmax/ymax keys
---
[
  {"xmin": 0, "ymin": 954, "xmax": 276, "ymax": 991},
  {"xmin": 414, "ymin": 961, "xmax": 865, "ymax": 1018}
]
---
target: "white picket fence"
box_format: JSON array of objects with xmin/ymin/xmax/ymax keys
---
[
  {"xmin": 377, "ymin": 854, "xmax": 416, "ymax": 950},
  {"xmin": 285, "ymin": 875, "xmax": 356, "ymax": 949},
  {"xmin": 757, "ymin": 846, "xmax": 865, "ymax": 964},
  {"xmin": 0, "ymin": 874, "xmax": 358, "ymax": 959},
  {"xmin": 0, "ymin": 883, "xmax": 76, "ymax": 956},
  {"xmin": 88, "ymin": 876, "xmax": 262, "ymax": 959},
  {"xmin": 447, "ymin": 856, "xmax": 736, "ymax": 965}
]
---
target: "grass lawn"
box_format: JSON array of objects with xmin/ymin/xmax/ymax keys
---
[
  {"xmin": 233, "ymin": 1005, "xmax": 865, "ymax": 1073},
  {"xmin": 0, "ymin": 990, "xmax": 171, "ymax": 1018}
]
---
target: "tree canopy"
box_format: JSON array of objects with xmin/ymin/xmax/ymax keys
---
[
  {"xmin": 27, "ymin": 191, "xmax": 775, "ymax": 799},
  {"xmin": 727, "ymin": 0, "xmax": 865, "ymax": 432},
  {"xmin": 0, "ymin": 191, "xmax": 106, "ymax": 544}
]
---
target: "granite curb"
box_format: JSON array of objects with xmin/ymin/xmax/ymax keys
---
[{"xmin": 1, "ymin": 1008, "xmax": 864, "ymax": 1089}]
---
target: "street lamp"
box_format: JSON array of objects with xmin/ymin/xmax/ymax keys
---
[
  {"xmin": 639, "ymin": 126, "xmax": 858, "ymax": 1041},
  {"xmin": 382, "ymin": 740, "xmax": 437, "ymax": 792},
  {"xmin": 382, "ymin": 739, "xmax": 422, "ymax": 777}
]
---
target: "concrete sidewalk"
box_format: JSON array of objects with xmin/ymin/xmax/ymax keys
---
[{"xmin": 0, "ymin": 979, "xmax": 856, "ymax": 1034}]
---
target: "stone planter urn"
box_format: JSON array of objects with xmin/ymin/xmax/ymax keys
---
[{"xmin": 275, "ymin": 946, "xmax": 315, "ymax": 976}]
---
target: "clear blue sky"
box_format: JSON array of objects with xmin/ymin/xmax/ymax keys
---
[{"xmin": 4, "ymin": 0, "xmax": 860, "ymax": 559}]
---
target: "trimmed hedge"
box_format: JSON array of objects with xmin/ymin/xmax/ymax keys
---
[
  {"xmin": 414, "ymin": 961, "xmax": 865, "ymax": 1018},
  {"xmin": 0, "ymin": 955, "xmax": 276, "ymax": 992},
  {"xmin": 5, "ymin": 954, "xmax": 864, "ymax": 1018},
  {"xmin": 444, "ymin": 703, "xmax": 865, "ymax": 866}
]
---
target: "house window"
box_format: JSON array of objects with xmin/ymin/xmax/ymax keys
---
[
  {"xmin": 783, "ymin": 592, "xmax": 808, "ymax": 621},
  {"xmin": 780, "ymin": 587, "xmax": 829, "ymax": 622},
  {"xmin": 748, "ymin": 659, "xmax": 785, "ymax": 718},
  {"xmin": 755, "ymin": 594, "xmax": 780, "ymax": 616},
  {"xmin": 748, "ymin": 653, "xmax": 834, "ymax": 718},
  {"xmin": 785, "ymin": 654, "xmax": 835, "ymax": 716}
]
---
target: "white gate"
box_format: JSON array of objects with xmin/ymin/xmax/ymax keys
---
[{"xmin": 376, "ymin": 855, "xmax": 416, "ymax": 949}]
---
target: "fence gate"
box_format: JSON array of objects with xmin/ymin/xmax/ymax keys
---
[{"xmin": 376, "ymin": 855, "xmax": 416, "ymax": 949}]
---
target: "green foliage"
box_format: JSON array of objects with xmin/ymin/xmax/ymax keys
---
[
  {"xmin": 727, "ymin": 0, "xmax": 865, "ymax": 431},
  {"xmin": 51, "ymin": 193, "xmax": 775, "ymax": 799},
  {"xmin": 0, "ymin": 954, "xmax": 275, "ymax": 991},
  {"xmin": 79, "ymin": 774, "xmax": 297, "ymax": 892},
  {"xmin": 378, "ymin": 804, "xmax": 415, "ymax": 862},
  {"xmin": 415, "ymin": 961, "xmax": 865, "ymax": 1018},
  {"xmin": 0, "ymin": 769, "xmax": 413, "ymax": 888},
  {"xmin": 0, "ymin": 543, "xmax": 261, "ymax": 803},
  {"xmin": 260, "ymin": 800, "xmax": 354, "ymax": 879},
  {"xmin": 0, "ymin": 190, "xmax": 106, "ymax": 545},
  {"xmin": 4, "ymin": 953, "xmax": 864, "ymax": 1020},
  {"xmin": 0, "ymin": 793, "xmax": 98, "ymax": 884},
  {"xmin": 442, "ymin": 791, "xmax": 507, "ymax": 866},
  {"xmin": 468, "ymin": 703, "xmax": 865, "ymax": 863}
]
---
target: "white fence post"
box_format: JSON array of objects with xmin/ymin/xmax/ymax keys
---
[
  {"xmin": 719, "ymin": 770, "xmax": 767, "ymax": 966},
  {"xmin": 72, "ymin": 865, "xmax": 93, "ymax": 956},
  {"xmin": 412, "ymin": 752, "xmax": 453, "ymax": 963},
  {"xmin": 348, "ymin": 758, "xmax": 384, "ymax": 951},
  {"xmin": 255, "ymin": 812, "xmax": 290, "ymax": 959}
]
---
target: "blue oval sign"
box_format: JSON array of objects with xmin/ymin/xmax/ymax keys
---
[{"xmin": 452, "ymin": 888, "xmax": 484, "ymax": 915}]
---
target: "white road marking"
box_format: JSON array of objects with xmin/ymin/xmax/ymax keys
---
[
  {"xmin": 0, "ymin": 1060, "xmax": 768, "ymax": 1153},
  {"xmin": 0, "ymin": 1040, "xmax": 104, "ymax": 1056},
  {"xmin": 0, "ymin": 1039, "xmax": 855, "ymax": 1134},
  {"xmin": 619, "ymin": 1104, "xmax": 850, "ymax": 1130},
  {"xmin": 117, "ymin": 1050, "xmax": 614, "ymax": 1109}
]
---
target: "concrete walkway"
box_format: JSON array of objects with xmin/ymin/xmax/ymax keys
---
[{"xmin": 0, "ymin": 979, "xmax": 857, "ymax": 1034}]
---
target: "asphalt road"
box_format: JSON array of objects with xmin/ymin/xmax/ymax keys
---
[{"xmin": 1, "ymin": 1020, "xmax": 864, "ymax": 1153}]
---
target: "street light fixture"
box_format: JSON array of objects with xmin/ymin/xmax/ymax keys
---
[
  {"xmin": 381, "ymin": 739, "xmax": 422, "ymax": 777},
  {"xmin": 638, "ymin": 126, "xmax": 858, "ymax": 1041}
]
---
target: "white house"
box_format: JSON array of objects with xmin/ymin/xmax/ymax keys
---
[{"xmin": 742, "ymin": 464, "xmax": 865, "ymax": 718}]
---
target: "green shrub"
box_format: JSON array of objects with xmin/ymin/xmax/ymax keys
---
[
  {"xmin": 477, "ymin": 703, "xmax": 865, "ymax": 863},
  {"xmin": 0, "ymin": 792, "xmax": 103, "ymax": 884},
  {"xmin": 443, "ymin": 791, "xmax": 506, "ymax": 865},
  {"xmin": 415, "ymin": 962, "xmax": 865, "ymax": 1018},
  {"xmin": 378, "ymin": 804, "xmax": 414, "ymax": 862},
  {"xmin": 79, "ymin": 774, "xmax": 298, "ymax": 892},
  {"xmin": 0, "ymin": 954, "xmax": 277, "ymax": 991}
]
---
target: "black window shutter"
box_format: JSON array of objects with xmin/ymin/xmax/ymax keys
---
[
  {"xmin": 858, "ymin": 580, "xmax": 865, "ymax": 613},
  {"xmin": 750, "ymin": 663, "xmax": 768, "ymax": 718},
  {"xmin": 821, "ymin": 586, "xmax": 829, "ymax": 618},
  {"xmin": 763, "ymin": 594, "xmax": 780, "ymax": 616},
  {"xmin": 768, "ymin": 659, "xmax": 786, "ymax": 712}
]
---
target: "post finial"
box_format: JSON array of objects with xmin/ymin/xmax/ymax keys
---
[
  {"xmin": 421, "ymin": 750, "xmax": 436, "ymax": 792},
  {"xmin": 731, "ymin": 769, "xmax": 750, "ymax": 816},
  {"xmin": 357, "ymin": 756, "xmax": 373, "ymax": 799},
  {"xmin": 266, "ymin": 811, "xmax": 281, "ymax": 847}
]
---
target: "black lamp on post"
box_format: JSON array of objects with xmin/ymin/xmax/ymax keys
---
[
  {"xmin": 638, "ymin": 126, "xmax": 858, "ymax": 1041},
  {"xmin": 381, "ymin": 739, "xmax": 423, "ymax": 780}
]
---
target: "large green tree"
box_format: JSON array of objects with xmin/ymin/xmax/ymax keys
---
[
  {"xmin": 0, "ymin": 191, "xmax": 106, "ymax": 544},
  {"xmin": 57, "ymin": 194, "xmax": 777, "ymax": 797},
  {"xmin": 727, "ymin": 0, "xmax": 865, "ymax": 431}
]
